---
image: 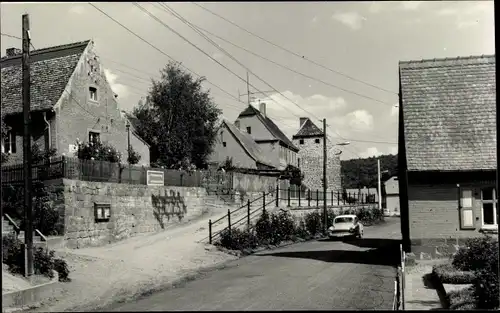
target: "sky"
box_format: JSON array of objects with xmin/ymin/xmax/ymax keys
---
[{"xmin": 0, "ymin": 1, "xmax": 495, "ymax": 160}]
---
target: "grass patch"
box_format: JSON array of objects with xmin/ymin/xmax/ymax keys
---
[{"xmin": 432, "ymin": 263, "xmax": 475, "ymax": 284}]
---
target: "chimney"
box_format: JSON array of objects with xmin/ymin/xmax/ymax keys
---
[
  {"xmin": 234, "ymin": 120, "xmax": 240, "ymax": 129},
  {"xmin": 6, "ymin": 48, "xmax": 22, "ymax": 57},
  {"xmin": 300, "ymin": 117, "xmax": 308, "ymax": 128},
  {"xmin": 259, "ymin": 102, "xmax": 266, "ymax": 117}
]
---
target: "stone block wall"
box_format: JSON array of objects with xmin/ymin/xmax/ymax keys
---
[{"xmin": 46, "ymin": 179, "xmax": 208, "ymax": 249}]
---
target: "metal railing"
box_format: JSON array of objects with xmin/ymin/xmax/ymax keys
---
[{"xmin": 206, "ymin": 191, "xmax": 272, "ymax": 244}]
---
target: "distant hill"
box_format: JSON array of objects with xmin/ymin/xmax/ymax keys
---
[{"xmin": 341, "ymin": 154, "xmax": 398, "ymax": 189}]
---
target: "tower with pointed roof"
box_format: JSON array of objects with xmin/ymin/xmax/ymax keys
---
[{"xmin": 292, "ymin": 117, "xmax": 342, "ymax": 194}]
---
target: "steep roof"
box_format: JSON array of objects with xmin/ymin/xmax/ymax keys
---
[
  {"xmin": 400, "ymin": 55, "xmax": 496, "ymax": 172},
  {"xmin": 1, "ymin": 40, "xmax": 90, "ymax": 116},
  {"xmin": 238, "ymin": 105, "xmax": 299, "ymax": 152},
  {"xmin": 223, "ymin": 120, "xmax": 275, "ymax": 168},
  {"xmin": 292, "ymin": 117, "xmax": 323, "ymax": 138}
]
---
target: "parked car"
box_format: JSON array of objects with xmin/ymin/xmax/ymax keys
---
[{"xmin": 328, "ymin": 214, "xmax": 363, "ymax": 239}]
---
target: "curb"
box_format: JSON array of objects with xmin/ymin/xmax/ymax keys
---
[{"xmin": 2, "ymin": 271, "xmax": 62, "ymax": 312}]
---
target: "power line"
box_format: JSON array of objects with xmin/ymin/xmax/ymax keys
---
[
  {"xmin": 151, "ymin": 2, "xmax": 322, "ymax": 123},
  {"xmin": 191, "ymin": 2, "xmax": 398, "ymax": 95},
  {"xmin": 87, "ymin": 2, "xmax": 242, "ymax": 104},
  {"xmin": 164, "ymin": 13, "xmax": 392, "ymax": 106}
]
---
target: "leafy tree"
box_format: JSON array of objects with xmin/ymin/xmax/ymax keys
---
[
  {"xmin": 127, "ymin": 146, "xmax": 141, "ymax": 165},
  {"xmin": 132, "ymin": 61, "xmax": 221, "ymax": 169}
]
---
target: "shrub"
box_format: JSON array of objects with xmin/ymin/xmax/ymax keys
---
[
  {"xmin": 448, "ymin": 287, "xmax": 476, "ymax": 310},
  {"xmin": 474, "ymin": 268, "xmax": 499, "ymax": 310},
  {"xmin": 270, "ymin": 210, "xmax": 296, "ymax": 245},
  {"xmin": 255, "ymin": 209, "xmax": 272, "ymax": 244},
  {"xmin": 320, "ymin": 209, "xmax": 336, "ymax": 229},
  {"xmin": 294, "ymin": 219, "xmax": 310, "ymax": 239},
  {"xmin": 432, "ymin": 263, "xmax": 476, "ymax": 284},
  {"xmin": 2, "ymin": 235, "xmax": 71, "ymax": 282},
  {"xmin": 452, "ymin": 236, "xmax": 496, "ymax": 272},
  {"xmin": 127, "ymin": 146, "xmax": 141, "ymax": 165},
  {"xmin": 217, "ymin": 228, "xmax": 257, "ymax": 251},
  {"xmin": 75, "ymin": 140, "xmax": 122, "ymax": 163},
  {"xmin": 304, "ymin": 211, "xmax": 322, "ymax": 236}
]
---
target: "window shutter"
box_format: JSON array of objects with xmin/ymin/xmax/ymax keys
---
[{"xmin": 458, "ymin": 184, "xmax": 475, "ymax": 229}]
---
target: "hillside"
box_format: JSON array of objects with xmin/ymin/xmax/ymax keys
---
[{"xmin": 341, "ymin": 154, "xmax": 398, "ymax": 189}]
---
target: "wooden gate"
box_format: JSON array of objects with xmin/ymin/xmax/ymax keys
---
[{"xmin": 201, "ymin": 170, "xmax": 233, "ymax": 194}]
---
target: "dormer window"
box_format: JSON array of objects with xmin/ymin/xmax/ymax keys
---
[{"xmin": 89, "ymin": 87, "xmax": 98, "ymax": 101}]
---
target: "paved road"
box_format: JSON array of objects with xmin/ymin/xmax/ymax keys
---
[{"xmin": 109, "ymin": 217, "xmax": 402, "ymax": 311}]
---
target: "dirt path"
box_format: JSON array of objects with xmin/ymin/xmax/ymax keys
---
[{"xmin": 28, "ymin": 210, "xmax": 237, "ymax": 312}]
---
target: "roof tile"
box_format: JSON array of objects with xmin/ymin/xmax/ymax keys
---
[
  {"xmin": 400, "ymin": 55, "xmax": 496, "ymax": 171},
  {"xmin": 1, "ymin": 40, "xmax": 89, "ymax": 116}
]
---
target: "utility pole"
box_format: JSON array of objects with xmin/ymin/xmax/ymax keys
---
[
  {"xmin": 323, "ymin": 118, "xmax": 328, "ymax": 234},
  {"xmin": 377, "ymin": 158, "xmax": 382, "ymax": 211},
  {"xmin": 22, "ymin": 13, "xmax": 34, "ymax": 278},
  {"xmin": 246, "ymin": 71, "xmax": 250, "ymax": 106}
]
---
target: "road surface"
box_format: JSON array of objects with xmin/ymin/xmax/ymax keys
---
[{"xmin": 108, "ymin": 217, "xmax": 401, "ymax": 311}]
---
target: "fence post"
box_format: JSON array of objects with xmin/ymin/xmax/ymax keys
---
[
  {"xmin": 227, "ymin": 209, "xmax": 231, "ymax": 237},
  {"xmin": 298, "ymin": 187, "xmax": 301, "ymax": 207},
  {"xmin": 308, "ymin": 189, "xmax": 311, "ymax": 207},
  {"xmin": 316, "ymin": 189, "xmax": 319, "ymax": 207},
  {"xmin": 331, "ymin": 190, "xmax": 333, "ymax": 206},
  {"xmin": 263, "ymin": 191, "xmax": 266, "ymax": 211},
  {"xmin": 209, "ymin": 219, "xmax": 212, "ymax": 244},
  {"xmin": 348, "ymin": 192, "xmax": 351, "ymax": 204},
  {"xmin": 337, "ymin": 191, "xmax": 340, "ymax": 206},
  {"xmin": 287, "ymin": 187, "xmax": 291, "ymax": 207},
  {"xmin": 247, "ymin": 199, "xmax": 251, "ymax": 228},
  {"xmin": 275, "ymin": 185, "xmax": 279, "ymax": 207},
  {"xmin": 180, "ymin": 173, "xmax": 184, "ymax": 187},
  {"xmin": 61, "ymin": 155, "xmax": 66, "ymax": 178}
]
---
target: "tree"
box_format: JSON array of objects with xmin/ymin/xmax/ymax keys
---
[
  {"xmin": 132, "ymin": 62, "xmax": 221, "ymax": 169},
  {"xmin": 341, "ymin": 154, "xmax": 398, "ymax": 189}
]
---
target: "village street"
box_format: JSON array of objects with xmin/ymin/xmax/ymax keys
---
[{"xmin": 105, "ymin": 218, "xmax": 401, "ymax": 311}]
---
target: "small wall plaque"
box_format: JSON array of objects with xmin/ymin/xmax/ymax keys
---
[
  {"xmin": 94, "ymin": 202, "xmax": 111, "ymax": 222},
  {"xmin": 147, "ymin": 170, "xmax": 165, "ymax": 186}
]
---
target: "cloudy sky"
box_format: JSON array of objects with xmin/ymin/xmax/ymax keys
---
[{"xmin": 0, "ymin": 1, "xmax": 494, "ymax": 160}]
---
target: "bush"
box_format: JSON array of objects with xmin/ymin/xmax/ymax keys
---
[
  {"xmin": 217, "ymin": 228, "xmax": 257, "ymax": 251},
  {"xmin": 320, "ymin": 209, "xmax": 336, "ymax": 229},
  {"xmin": 127, "ymin": 146, "xmax": 141, "ymax": 165},
  {"xmin": 432, "ymin": 263, "xmax": 476, "ymax": 284},
  {"xmin": 269, "ymin": 210, "xmax": 296, "ymax": 245},
  {"xmin": 304, "ymin": 211, "xmax": 322, "ymax": 236},
  {"xmin": 2, "ymin": 235, "xmax": 71, "ymax": 282},
  {"xmin": 255, "ymin": 209, "xmax": 272, "ymax": 244},
  {"xmin": 75, "ymin": 140, "xmax": 122, "ymax": 163},
  {"xmin": 448, "ymin": 287, "xmax": 476, "ymax": 310},
  {"xmin": 452, "ymin": 236, "xmax": 496, "ymax": 272},
  {"xmin": 474, "ymin": 268, "xmax": 499, "ymax": 310}
]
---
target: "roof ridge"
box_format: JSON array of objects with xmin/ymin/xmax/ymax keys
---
[
  {"xmin": 1, "ymin": 40, "xmax": 91, "ymax": 61},
  {"xmin": 399, "ymin": 54, "xmax": 495, "ymax": 70},
  {"xmin": 400, "ymin": 54, "xmax": 495, "ymax": 64}
]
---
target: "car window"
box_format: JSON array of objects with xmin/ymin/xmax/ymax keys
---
[{"xmin": 335, "ymin": 217, "xmax": 353, "ymax": 223}]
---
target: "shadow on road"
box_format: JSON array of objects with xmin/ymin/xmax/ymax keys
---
[{"xmin": 258, "ymin": 238, "xmax": 401, "ymax": 267}]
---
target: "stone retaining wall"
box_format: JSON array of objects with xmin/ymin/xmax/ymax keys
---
[{"xmin": 46, "ymin": 179, "xmax": 209, "ymax": 249}]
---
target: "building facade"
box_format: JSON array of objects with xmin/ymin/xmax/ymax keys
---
[{"xmin": 1, "ymin": 41, "xmax": 150, "ymax": 166}]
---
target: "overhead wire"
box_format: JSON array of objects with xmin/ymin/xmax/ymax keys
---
[{"xmin": 191, "ymin": 2, "xmax": 397, "ymax": 95}]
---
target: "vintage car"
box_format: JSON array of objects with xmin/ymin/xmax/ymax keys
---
[{"xmin": 327, "ymin": 214, "xmax": 364, "ymax": 239}]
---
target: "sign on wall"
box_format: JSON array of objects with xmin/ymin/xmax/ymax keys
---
[{"xmin": 147, "ymin": 170, "xmax": 165, "ymax": 186}]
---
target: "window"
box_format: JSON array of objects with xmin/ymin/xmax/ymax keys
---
[
  {"xmin": 222, "ymin": 142, "xmax": 227, "ymax": 147},
  {"xmin": 246, "ymin": 127, "xmax": 251, "ymax": 134},
  {"xmin": 314, "ymin": 138, "xmax": 320, "ymax": 144},
  {"xmin": 3, "ymin": 130, "xmax": 16, "ymax": 154},
  {"xmin": 299, "ymin": 139, "xmax": 304, "ymax": 145},
  {"xmin": 481, "ymin": 187, "xmax": 497, "ymax": 227},
  {"xmin": 89, "ymin": 87, "xmax": 98, "ymax": 101},
  {"xmin": 89, "ymin": 131, "xmax": 100, "ymax": 145}
]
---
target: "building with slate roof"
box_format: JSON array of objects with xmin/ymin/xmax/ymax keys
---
[
  {"xmin": 292, "ymin": 117, "xmax": 342, "ymax": 194},
  {"xmin": 398, "ymin": 54, "xmax": 496, "ymax": 252},
  {"xmin": 1, "ymin": 40, "xmax": 150, "ymax": 165},
  {"xmin": 234, "ymin": 102, "xmax": 299, "ymax": 170},
  {"xmin": 208, "ymin": 119, "xmax": 275, "ymax": 170}
]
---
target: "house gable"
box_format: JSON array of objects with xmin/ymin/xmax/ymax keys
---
[
  {"xmin": 292, "ymin": 117, "xmax": 323, "ymax": 139},
  {"xmin": 399, "ymin": 55, "xmax": 496, "ymax": 172}
]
